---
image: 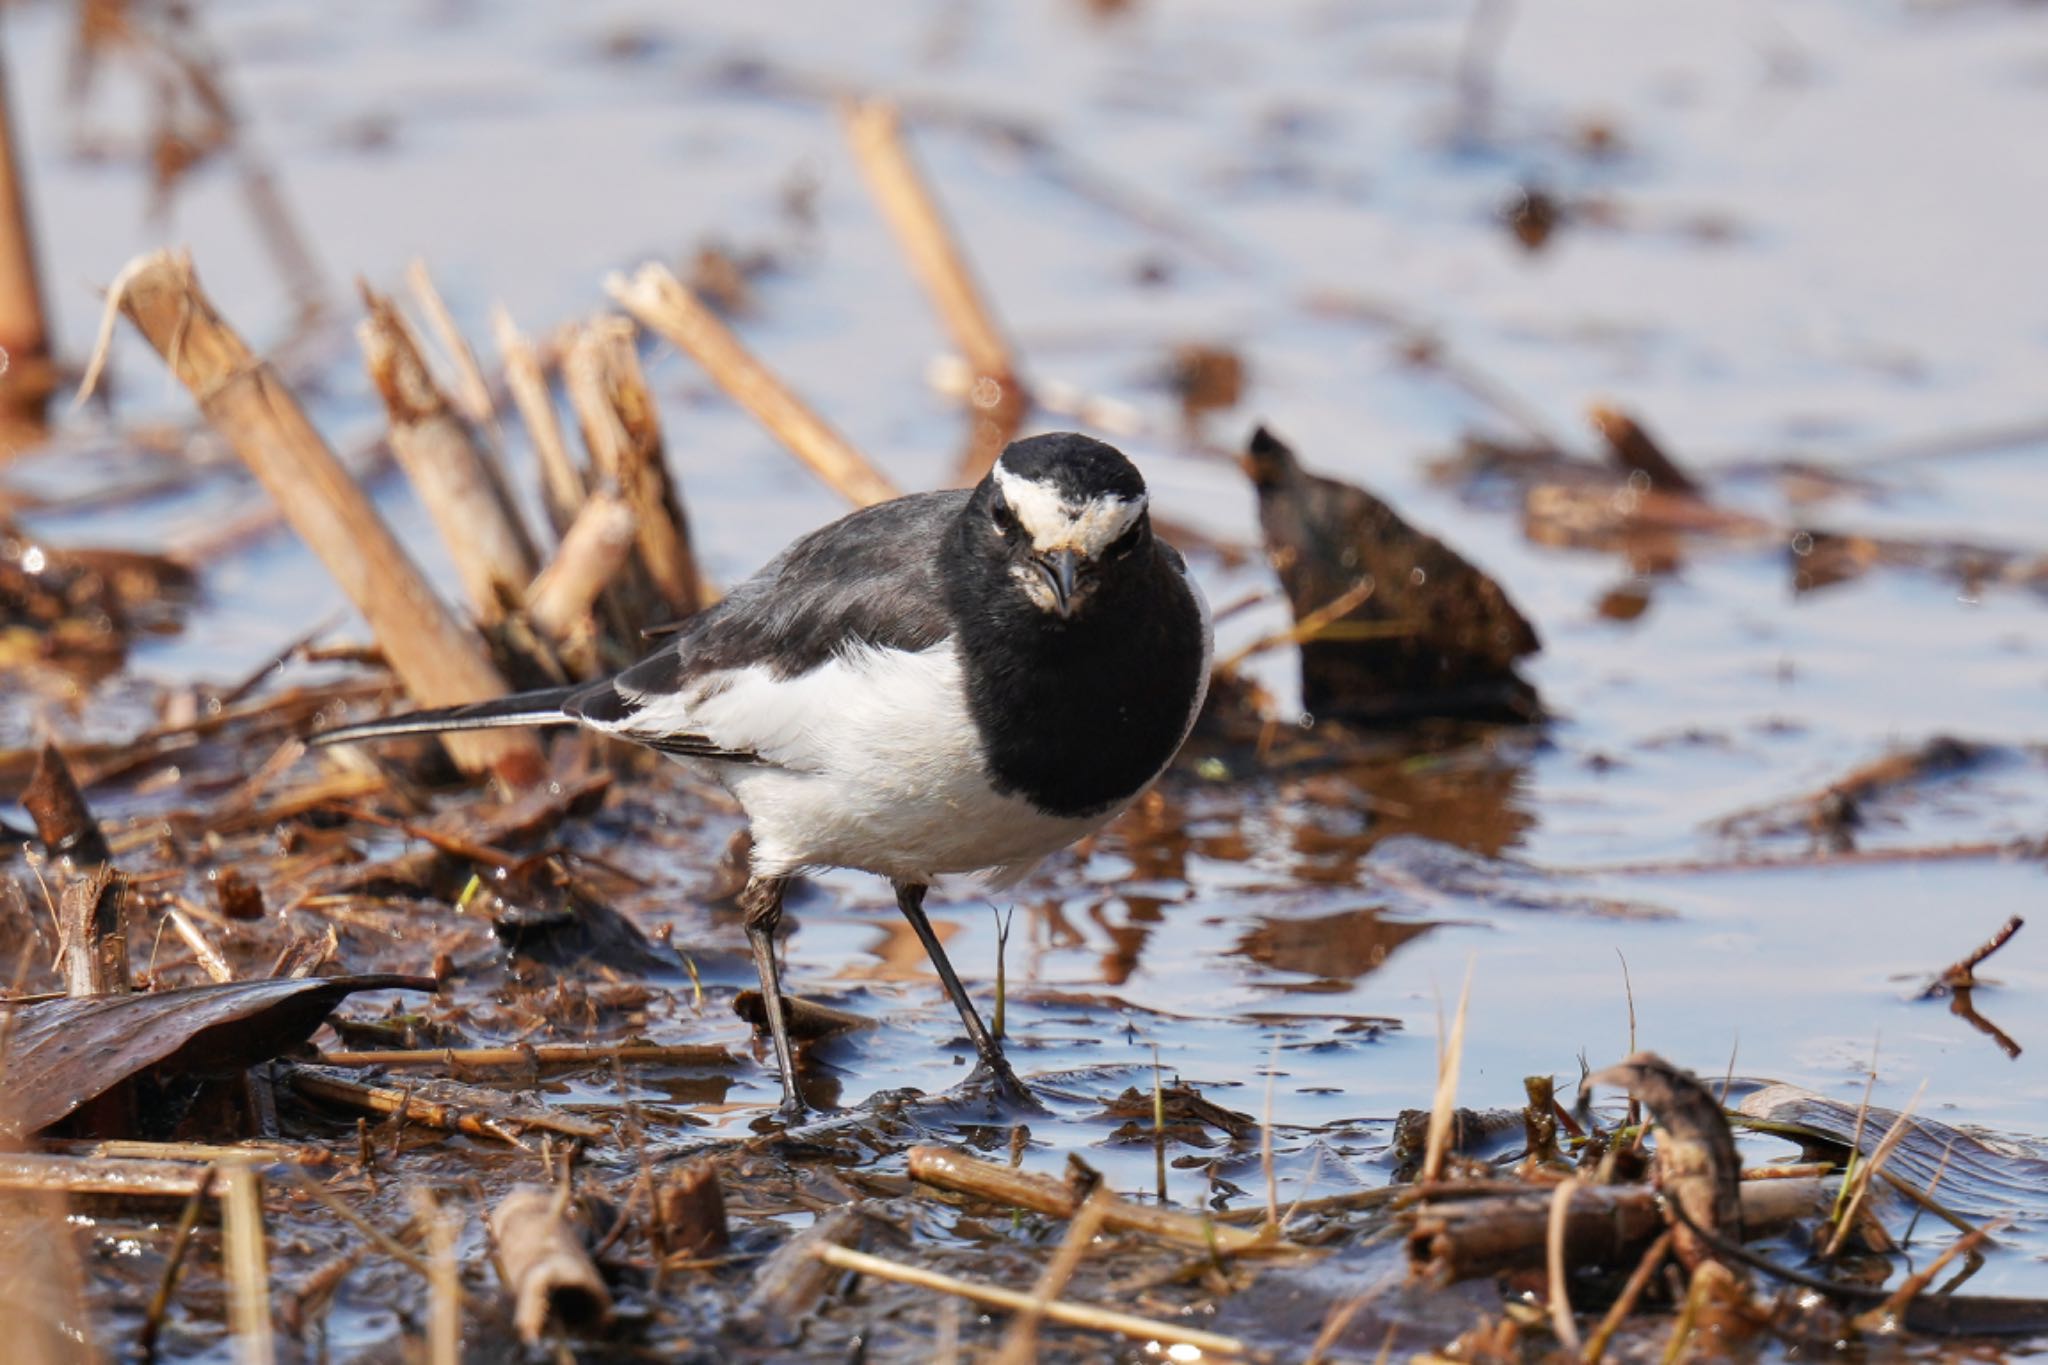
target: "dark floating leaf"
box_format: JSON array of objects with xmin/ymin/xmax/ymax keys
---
[
  {"xmin": 484, "ymin": 863, "xmax": 684, "ymax": 977},
  {"xmin": 1243, "ymin": 426, "xmax": 1541, "ymax": 724},
  {"xmin": 0, "ymin": 975, "xmax": 433, "ymax": 1137}
]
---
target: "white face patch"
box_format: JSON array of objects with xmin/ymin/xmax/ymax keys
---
[{"xmin": 991, "ymin": 462, "xmax": 1146, "ymax": 558}]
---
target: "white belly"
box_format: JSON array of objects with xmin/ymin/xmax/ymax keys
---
[{"xmin": 661, "ymin": 641, "xmax": 1112, "ymax": 884}]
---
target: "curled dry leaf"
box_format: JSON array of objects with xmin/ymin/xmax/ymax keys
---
[
  {"xmin": 1588, "ymin": 1050, "xmax": 1743, "ymax": 1271},
  {"xmin": 0, "ymin": 975, "xmax": 433, "ymax": 1137},
  {"xmin": 1242, "ymin": 426, "xmax": 1540, "ymax": 724}
]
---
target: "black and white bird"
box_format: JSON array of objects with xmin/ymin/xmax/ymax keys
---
[{"xmin": 316, "ymin": 433, "xmax": 1212, "ymax": 1115}]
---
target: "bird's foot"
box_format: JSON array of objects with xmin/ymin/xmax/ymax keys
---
[
  {"xmin": 749, "ymin": 1092, "xmax": 811, "ymax": 1133},
  {"xmin": 966, "ymin": 1053, "xmax": 1047, "ymax": 1115}
]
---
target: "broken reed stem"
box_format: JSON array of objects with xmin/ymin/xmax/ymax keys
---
[
  {"xmin": 23, "ymin": 743, "xmax": 111, "ymax": 866},
  {"xmin": 318, "ymin": 1041, "xmax": 735, "ymax": 1070},
  {"xmin": 409, "ymin": 1185, "xmax": 463, "ymax": 1365},
  {"xmin": 221, "ymin": 1162, "xmax": 276, "ymax": 1365},
  {"xmin": 59, "ymin": 865, "xmax": 128, "ymax": 997},
  {"xmin": 657, "ymin": 1159, "xmax": 730, "ymax": 1260},
  {"xmin": 489, "ymin": 1183, "xmax": 611, "ymax": 1344},
  {"xmin": 1581, "ymin": 1228, "xmax": 1672, "ymax": 1365},
  {"xmin": 906, "ymin": 1145, "xmax": 1298, "ymax": 1257},
  {"xmin": 813, "ymin": 1244, "xmax": 1246, "ymax": 1358},
  {"xmin": 167, "ymin": 906, "xmax": 233, "ymax": 983},
  {"xmin": 1938, "ymin": 914, "xmax": 2024, "ymax": 990},
  {"xmin": 841, "ymin": 97, "xmax": 1025, "ymax": 480},
  {"xmin": 102, "ymin": 250, "xmax": 542, "ymax": 785},
  {"xmin": 0, "ymin": 25, "xmax": 52, "ymax": 402},
  {"xmin": 994, "ymin": 1186, "xmax": 1113, "ymax": 1365},
  {"xmin": 1409, "ymin": 1178, "xmax": 1829, "ymax": 1283},
  {"xmin": 605, "ymin": 263, "xmax": 901, "ymax": 507},
  {"xmin": 0, "ymin": 1152, "xmax": 219, "ymax": 1199},
  {"xmin": 1545, "ymin": 1177, "xmax": 1583, "ymax": 1353},
  {"xmin": 843, "ymin": 98, "xmax": 1016, "ymax": 390},
  {"xmin": 1420, "ymin": 960, "xmax": 1475, "ymax": 1185},
  {"xmin": 1587, "ymin": 403, "xmax": 1701, "ymax": 497},
  {"xmin": 563, "ymin": 318, "xmax": 707, "ymax": 619},
  {"xmin": 405, "ymin": 259, "xmax": 499, "ymax": 434},
  {"xmin": 524, "ymin": 490, "xmax": 637, "ymax": 669},
  {"xmin": 278, "ymin": 1065, "xmax": 606, "ymax": 1142},
  {"xmin": 493, "ymin": 306, "xmax": 586, "ymax": 537},
  {"xmin": 359, "ymin": 284, "xmax": 539, "ymax": 623}
]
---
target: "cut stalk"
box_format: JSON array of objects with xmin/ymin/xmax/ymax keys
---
[{"xmin": 100, "ymin": 250, "xmax": 543, "ymax": 785}]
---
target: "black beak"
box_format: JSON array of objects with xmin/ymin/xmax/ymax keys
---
[{"xmin": 1032, "ymin": 549, "xmax": 1081, "ymax": 618}]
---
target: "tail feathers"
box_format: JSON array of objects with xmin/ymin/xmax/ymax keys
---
[{"xmin": 313, "ymin": 686, "xmax": 581, "ymax": 747}]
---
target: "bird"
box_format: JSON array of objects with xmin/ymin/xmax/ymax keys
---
[{"xmin": 315, "ymin": 432, "xmax": 1213, "ymax": 1117}]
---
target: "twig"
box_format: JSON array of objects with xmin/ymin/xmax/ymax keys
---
[
  {"xmin": 1927, "ymin": 915, "xmax": 2024, "ymax": 996},
  {"xmin": 1546, "ymin": 1177, "xmax": 1582, "ymax": 1352},
  {"xmin": 359, "ymin": 284, "xmax": 539, "ymax": 623},
  {"xmin": 606, "ymin": 263, "xmax": 899, "ymax": 507},
  {"xmin": 493, "ymin": 305, "xmax": 584, "ymax": 537},
  {"xmin": 166, "ymin": 905, "xmax": 233, "ymax": 983},
  {"xmin": 286, "ymin": 1171, "xmax": 439, "ymax": 1280},
  {"xmin": 812, "ymin": 1243, "xmax": 1248, "ymax": 1357},
  {"xmin": 221, "ymin": 1161, "xmax": 276, "ymax": 1365},
  {"xmin": 994, "ymin": 1186, "xmax": 1113, "ymax": 1365},
  {"xmin": 138, "ymin": 1165, "xmax": 219, "ymax": 1359},
  {"xmin": 278, "ymin": 1064, "xmax": 605, "ymax": 1142},
  {"xmin": 1587, "ymin": 404, "xmax": 1701, "ymax": 497},
  {"xmin": 907, "ymin": 1145, "xmax": 1299, "ymax": 1257},
  {"xmin": 1217, "ymin": 579, "xmax": 1380, "ymax": 673},
  {"xmin": 95, "ymin": 249, "xmax": 542, "ymax": 785},
  {"xmin": 317, "ymin": 1042, "xmax": 735, "ymax": 1070},
  {"xmin": 1853, "ymin": 1216, "xmax": 2009, "ymax": 1331}
]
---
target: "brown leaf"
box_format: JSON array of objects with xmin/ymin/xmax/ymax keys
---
[
  {"xmin": 1243, "ymin": 426, "xmax": 1540, "ymax": 723},
  {"xmin": 0, "ymin": 975, "xmax": 433, "ymax": 1137}
]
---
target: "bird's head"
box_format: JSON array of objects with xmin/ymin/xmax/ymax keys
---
[{"xmin": 973, "ymin": 433, "xmax": 1152, "ymax": 620}]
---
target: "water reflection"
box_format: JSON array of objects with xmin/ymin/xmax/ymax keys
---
[{"xmin": 1236, "ymin": 904, "xmax": 1438, "ymax": 984}]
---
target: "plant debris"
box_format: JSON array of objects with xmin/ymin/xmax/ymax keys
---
[{"xmin": 1241, "ymin": 425, "xmax": 1541, "ymax": 723}]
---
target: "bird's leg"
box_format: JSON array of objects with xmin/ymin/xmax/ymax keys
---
[
  {"xmin": 740, "ymin": 875, "xmax": 805, "ymax": 1119},
  {"xmin": 893, "ymin": 880, "xmax": 1031, "ymax": 1104}
]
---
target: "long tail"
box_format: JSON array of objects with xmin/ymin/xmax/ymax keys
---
[{"xmin": 312, "ymin": 685, "xmax": 582, "ymax": 746}]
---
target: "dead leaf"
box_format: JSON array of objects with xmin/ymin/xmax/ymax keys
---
[{"xmin": 0, "ymin": 975, "xmax": 433, "ymax": 1137}]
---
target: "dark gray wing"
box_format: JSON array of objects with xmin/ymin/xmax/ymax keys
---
[{"xmin": 565, "ymin": 490, "xmax": 969, "ymax": 758}]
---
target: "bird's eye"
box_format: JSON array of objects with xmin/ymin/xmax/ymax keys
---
[{"xmin": 990, "ymin": 499, "xmax": 1016, "ymax": 534}]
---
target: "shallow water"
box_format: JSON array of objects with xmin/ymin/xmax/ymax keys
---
[{"xmin": 6, "ymin": 0, "xmax": 2048, "ymax": 1350}]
